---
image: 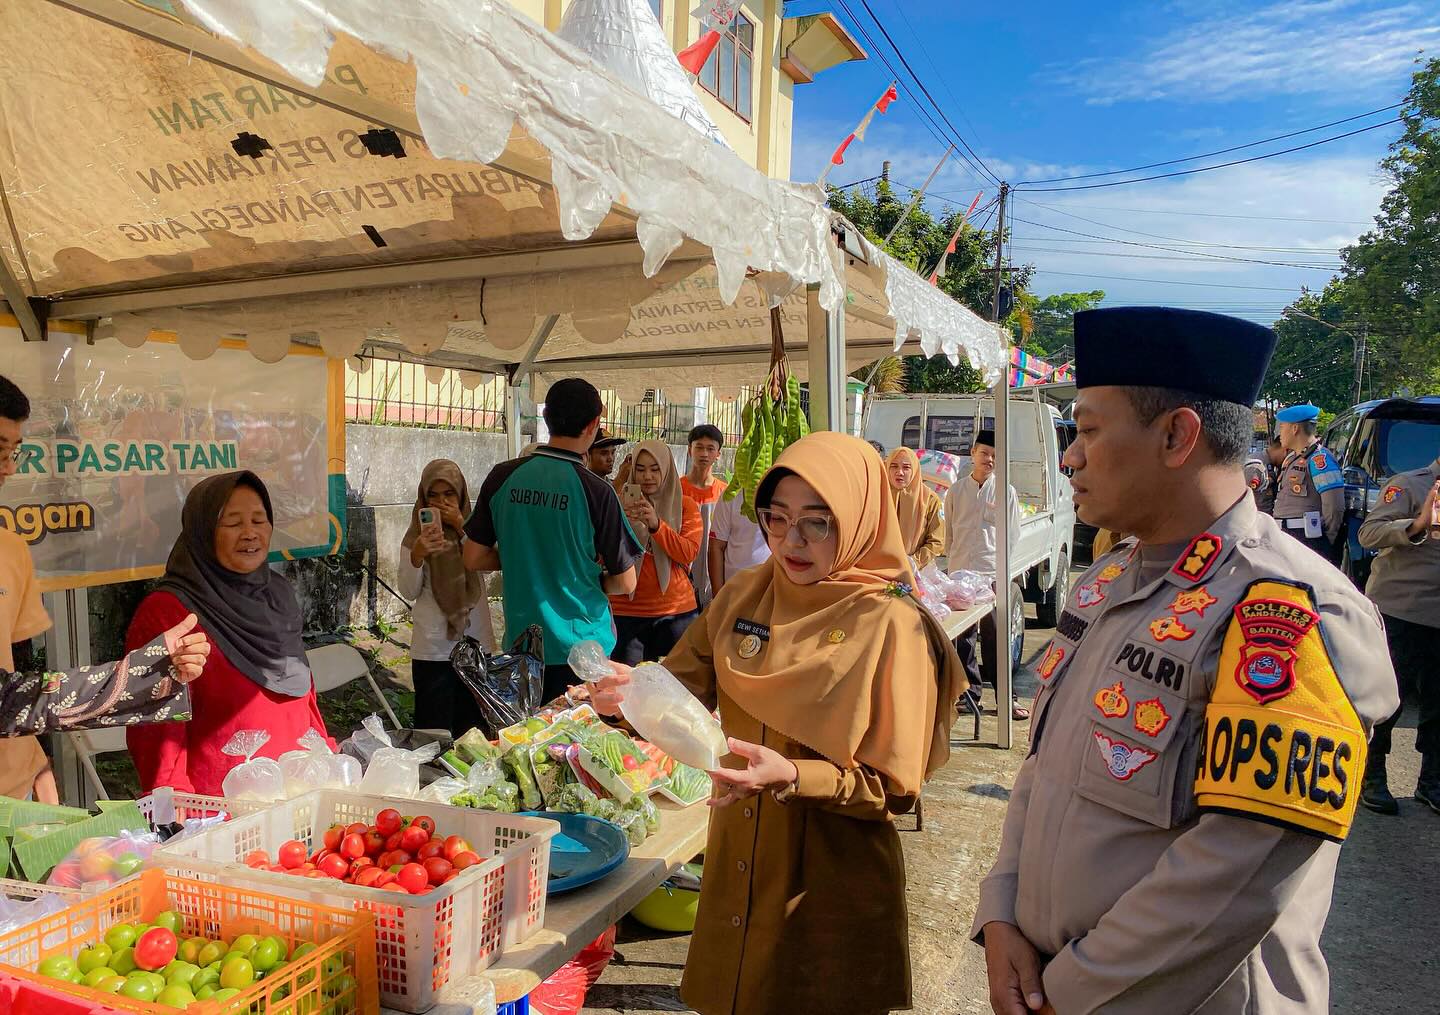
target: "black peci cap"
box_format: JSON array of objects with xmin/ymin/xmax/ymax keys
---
[
  {"xmin": 1074, "ymin": 307, "xmax": 1276, "ymax": 406},
  {"xmin": 973, "ymin": 429, "xmax": 996, "ymax": 448}
]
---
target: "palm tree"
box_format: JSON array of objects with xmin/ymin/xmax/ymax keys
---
[{"xmin": 852, "ymin": 356, "xmax": 905, "ymax": 395}]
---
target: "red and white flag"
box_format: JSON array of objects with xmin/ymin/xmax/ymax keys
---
[
  {"xmin": 678, "ymin": 0, "xmax": 740, "ymax": 74},
  {"xmin": 818, "ymin": 82, "xmax": 899, "ymax": 184},
  {"xmin": 929, "ymin": 191, "xmax": 984, "ymax": 284}
]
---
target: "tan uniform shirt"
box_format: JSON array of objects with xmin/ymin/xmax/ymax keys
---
[
  {"xmin": 973, "ymin": 495, "xmax": 1398, "ymax": 1014},
  {"xmin": 1358, "ymin": 458, "xmax": 1440, "ymax": 628},
  {"xmin": 1272, "ymin": 442, "xmax": 1345, "ymax": 542},
  {"xmin": 0, "ymin": 529, "xmax": 53, "ymax": 799}
]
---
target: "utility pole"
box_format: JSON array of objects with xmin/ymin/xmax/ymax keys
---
[{"xmin": 990, "ymin": 182, "xmax": 1009, "ymax": 322}]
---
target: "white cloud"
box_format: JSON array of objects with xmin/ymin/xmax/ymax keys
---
[{"xmin": 1055, "ymin": 0, "xmax": 1438, "ymax": 104}]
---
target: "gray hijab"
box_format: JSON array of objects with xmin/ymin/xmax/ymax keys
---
[{"xmin": 155, "ymin": 470, "xmax": 312, "ymax": 697}]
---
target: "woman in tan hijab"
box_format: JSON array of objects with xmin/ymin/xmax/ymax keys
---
[
  {"xmin": 594, "ymin": 432, "xmax": 963, "ymax": 1015},
  {"xmin": 609, "ymin": 440, "xmax": 702, "ymax": 664},
  {"xmin": 886, "ymin": 446, "xmax": 945, "ymax": 569},
  {"xmin": 400, "ymin": 460, "xmax": 493, "ymax": 735}
]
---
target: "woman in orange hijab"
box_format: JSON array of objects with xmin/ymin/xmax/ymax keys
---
[
  {"xmin": 886, "ymin": 446, "xmax": 945, "ymax": 569},
  {"xmin": 594, "ymin": 432, "xmax": 963, "ymax": 1015}
]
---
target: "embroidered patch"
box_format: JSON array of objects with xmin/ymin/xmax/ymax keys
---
[
  {"xmin": 1149, "ymin": 615, "xmax": 1195, "ymax": 642},
  {"xmin": 1172, "ymin": 533, "xmax": 1223, "ymax": 583},
  {"xmin": 1115, "ymin": 642, "xmax": 1187, "ymax": 690},
  {"xmin": 1094, "ymin": 681, "xmax": 1129, "ymax": 718},
  {"xmin": 1249, "ymin": 473, "xmax": 1262, "ymax": 489},
  {"xmin": 737, "ymin": 634, "xmax": 763, "ymax": 659},
  {"xmin": 1075, "ymin": 582, "xmax": 1106, "ymax": 609},
  {"xmin": 1097, "ymin": 562, "xmax": 1126, "ymax": 583},
  {"xmin": 1383, "ymin": 485, "xmax": 1402, "ymax": 504},
  {"xmin": 1291, "ymin": 482, "xmax": 1304, "ymax": 495},
  {"xmin": 1133, "ymin": 697, "xmax": 1172, "ymax": 737},
  {"xmin": 1036, "ymin": 643, "xmax": 1066, "ymax": 680},
  {"xmin": 1093, "ymin": 731, "xmax": 1158, "ymax": 781},
  {"xmin": 1231, "ymin": 596, "xmax": 1319, "ymax": 704},
  {"xmin": 1057, "ymin": 610, "xmax": 1090, "ymax": 642},
  {"xmin": 1311, "ymin": 453, "xmax": 1327, "ymax": 470},
  {"xmin": 1171, "ymin": 586, "xmax": 1218, "ymax": 617}
]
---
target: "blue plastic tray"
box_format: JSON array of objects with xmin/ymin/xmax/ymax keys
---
[{"xmin": 520, "ymin": 811, "xmax": 630, "ymax": 895}]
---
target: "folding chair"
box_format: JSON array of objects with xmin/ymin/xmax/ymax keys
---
[
  {"xmin": 65, "ymin": 726, "xmax": 130, "ymax": 803},
  {"xmin": 306, "ymin": 643, "xmax": 403, "ymax": 730}
]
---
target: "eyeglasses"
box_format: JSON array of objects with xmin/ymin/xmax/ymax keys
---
[{"xmin": 756, "ymin": 508, "xmax": 833, "ymax": 543}]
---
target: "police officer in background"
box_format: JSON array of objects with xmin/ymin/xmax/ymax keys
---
[
  {"xmin": 1272, "ymin": 404, "xmax": 1344, "ymax": 559},
  {"xmin": 1356, "ymin": 451, "xmax": 1440, "ymax": 815},
  {"xmin": 1243, "ymin": 443, "xmax": 1275, "ymax": 514},
  {"xmin": 974, "ymin": 308, "xmax": 1397, "ymax": 1015}
]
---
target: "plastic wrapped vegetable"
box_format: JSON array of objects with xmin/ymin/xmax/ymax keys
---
[
  {"xmin": 503, "ymin": 745, "xmax": 543, "ymax": 811},
  {"xmin": 279, "ymin": 729, "xmax": 360, "ymax": 797},
  {"xmin": 220, "ymin": 730, "xmax": 286, "ymax": 801},
  {"xmin": 356, "ymin": 715, "xmax": 442, "ymax": 799},
  {"xmin": 619, "ymin": 663, "xmax": 727, "ymax": 771},
  {"xmin": 455, "ymin": 728, "xmax": 503, "ymax": 767},
  {"xmin": 613, "ymin": 809, "xmax": 648, "ymax": 847},
  {"xmin": 552, "ymin": 783, "xmax": 599, "ymax": 815},
  {"xmin": 590, "ymin": 797, "xmax": 620, "ymax": 822},
  {"xmin": 623, "ymin": 793, "xmax": 661, "ymax": 836},
  {"xmin": 664, "ymin": 764, "xmax": 712, "ymax": 806}
]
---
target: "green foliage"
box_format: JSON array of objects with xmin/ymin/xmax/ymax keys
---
[
  {"xmin": 1016, "ymin": 290, "xmax": 1105, "ymax": 358},
  {"xmin": 1262, "ymin": 281, "xmax": 1360, "ymax": 414}
]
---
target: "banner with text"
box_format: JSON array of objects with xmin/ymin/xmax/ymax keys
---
[{"xmin": 0, "ymin": 325, "xmax": 345, "ymax": 590}]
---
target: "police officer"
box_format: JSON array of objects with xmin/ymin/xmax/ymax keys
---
[
  {"xmin": 974, "ymin": 308, "xmax": 1397, "ymax": 1015},
  {"xmin": 1272, "ymin": 404, "xmax": 1344, "ymax": 559},
  {"xmin": 1243, "ymin": 444, "xmax": 1275, "ymax": 514},
  {"xmin": 1356, "ymin": 452, "xmax": 1440, "ymax": 815}
]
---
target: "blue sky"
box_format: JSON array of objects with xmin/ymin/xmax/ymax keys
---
[{"xmin": 787, "ymin": 0, "xmax": 1438, "ymax": 325}]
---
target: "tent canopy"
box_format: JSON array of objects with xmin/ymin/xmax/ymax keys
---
[{"xmin": 0, "ymin": 0, "xmax": 1007, "ymax": 391}]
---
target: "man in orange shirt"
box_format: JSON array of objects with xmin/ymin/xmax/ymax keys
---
[{"xmin": 680, "ymin": 425, "xmax": 727, "ymax": 609}]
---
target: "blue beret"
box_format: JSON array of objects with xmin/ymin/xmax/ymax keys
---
[
  {"xmin": 1276, "ymin": 403, "xmax": 1320, "ymax": 423},
  {"xmin": 1073, "ymin": 308, "xmax": 1276, "ymax": 406}
]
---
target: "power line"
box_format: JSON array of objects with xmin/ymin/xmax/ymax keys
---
[
  {"xmin": 1014, "ymin": 118, "xmax": 1402, "ymax": 193},
  {"xmin": 1009, "ymin": 215, "xmax": 1345, "ymax": 269},
  {"xmin": 998, "ymin": 203, "xmax": 1373, "ymax": 227},
  {"xmin": 891, "ymin": 4, "xmax": 988, "ymax": 158},
  {"xmin": 1011, "ymin": 234, "xmax": 1343, "ymax": 256},
  {"xmin": 1009, "ymin": 245, "xmax": 1342, "ymax": 268},
  {"xmin": 1028, "ymin": 269, "xmax": 1302, "ymax": 291},
  {"xmin": 1015, "ymin": 197, "xmax": 1346, "ymax": 253},
  {"xmin": 1016, "ymin": 103, "xmax": 1403, "ymax": 186}
]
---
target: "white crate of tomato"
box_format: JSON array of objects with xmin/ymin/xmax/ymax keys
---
[{"xmin": 151, "ymin": 789, "xmax": 558, "ymax": 1012}]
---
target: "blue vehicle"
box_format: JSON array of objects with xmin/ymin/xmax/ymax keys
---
[{"xmin": 1322, "ymin": 396, "xmax": 1440, "ymax": 587}]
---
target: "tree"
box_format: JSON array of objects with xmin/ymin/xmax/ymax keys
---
[
  {"xmin": 829, "ymin": 179, "xmax": 1034, "ymax": 394},
  {"xmin": 1263, "ymin": 280, "xmax": 1361, "ymax": 414},
  {"xmin": 1018, "ymin": 290, "xmax": 1105, "ymax": 359}
]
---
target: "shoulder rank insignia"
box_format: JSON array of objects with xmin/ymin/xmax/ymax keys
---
[
  {"xmin": 1196, "ymin": 579, "xmax": 1366, "ymax": 842},
  {"xmin": 1094, "ymin": 681, "xmax": 1129, "ymax": 718},
  {"xmin": 1132, "ymin": 697, "xmax": 1171, "ymax": 737},
  {"xmin": 1171, "ymin": 586, "xmax": 1217, "ymax": 617},
  {"xmin": 1171, "ymin": 533, "xmax": 1222, "ymax": 583},
  {"xmin": 1383, "ymin": 485, "xmax": 1402, "ymax": 504},
  {"xmin": 1149, "ymin": 615, "xmax": 1194, "ymax": 642},
  {"xmin": 1093, "ymin": 731, "xmax": 1158, "ymax": 781},
  {"xmin": 1096, "ymin": 561, "xmax": 1127, "ymax": 584},
  {"xmin": 1036, "ymin": 643, "xmax": 1066, "ymax": 681}
]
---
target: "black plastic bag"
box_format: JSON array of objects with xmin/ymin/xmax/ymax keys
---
[{"xmin": 451, "ymin": 626, "xmax": 545, "ymax": 731}]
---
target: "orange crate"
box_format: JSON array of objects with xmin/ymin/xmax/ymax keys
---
[{"xmin": 0, "ymin": 870, "xmax": 378, "ymax": 1015}]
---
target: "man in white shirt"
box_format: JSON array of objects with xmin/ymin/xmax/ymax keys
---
[
  {"xmin": 708, "ymin": 491, "xmax": 771, "ymax": 596},
  {"xmin": 943, "ymin": 429, "xmax": 1025, "ymax": 718}
]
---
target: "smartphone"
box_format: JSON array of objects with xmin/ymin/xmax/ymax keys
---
[
  {"xmin": 418, "ymin": 507, "xmax": 438, "ymax": 528},
  {"xmin": 623, "ymin": 483, "xmax": 645, "ymax": 506}
]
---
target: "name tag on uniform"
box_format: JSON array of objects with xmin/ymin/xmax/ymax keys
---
[
  {"xmin": 734, "ymin": 619, "xmax": 769, "ymax": 659},
  {"xmin": 733, "ymin": 619, "xmax": 770, "ymax": 641}
]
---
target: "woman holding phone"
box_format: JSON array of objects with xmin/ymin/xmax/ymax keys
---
[
  {"xmin": 609, "ymin": 440, "xmax": 702, "ymax": 664},
  {"xmin": 593, "ymin": 432, "xmax": 963, "ymax": 1015},
  {"xmin": 400, "ymin": 459, "xmax": 494, "ymax": 736}
]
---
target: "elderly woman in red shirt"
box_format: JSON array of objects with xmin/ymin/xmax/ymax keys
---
[{"xmin": 126, "ymin": 471, "xmax": 332, "ymax": 795}]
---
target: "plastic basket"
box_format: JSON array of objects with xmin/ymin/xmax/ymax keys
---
[
  {"xmin": 0, "ymin": 880, "xmax": 78, "ymax": 904},
  {"xmin": 0, "ymin": 869, "xmax": 378, "ymax": 1015},
  {"xmin": 152, "ymin": 790, "xmax": 558, "ymax": 1012},
  {"xmin": 130, "ymin": 789, "xmax": 268, "ymax": 828}
]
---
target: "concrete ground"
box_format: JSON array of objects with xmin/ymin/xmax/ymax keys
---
[{"xmin": 581, "ymin": 601, "xmax": 1440, "ymax": 1014}]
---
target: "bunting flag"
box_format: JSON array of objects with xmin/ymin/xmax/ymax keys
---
[
  {"xmin": 817, "ymin": 82, "xmax": 899, "ymax": 184},
  {"xmin": 678, "ymin": 1, "xmax": 740, "ymax": 76},
  {"xmin": 929, "ymin": 191, "xmax": 984, "ymax": 284},
  {"xmin": 1009, "ymin": 348, "xmax": 1072, "ymax": 388},
  {"xmin": 677, "ymin": 30, "xmax": 722, "ymax": 74}
]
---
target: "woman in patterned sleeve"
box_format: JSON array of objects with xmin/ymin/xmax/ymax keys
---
[{"xmin": 1, "ymin": 613, "xmax": 210, "ymax": 737}]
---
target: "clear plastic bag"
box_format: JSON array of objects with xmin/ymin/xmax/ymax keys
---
[
  {"xmin": 948, "ymin": 569, "xmax": 995, "ymax": 606},
  {"xmin": 913, "ymin": 563, "xmax": 953, "ymax": 622},
  {"xmin": 619, "ymin": 662, "xmax": 727, "ymax": 771},
  {"xmin": 46, "ymin": 829, "xmax": 161, "ymax": 888},
  {"xmin": 279, "ymin": 729, "xmax": 361, "ymax": 797},
  {"xmin": 355, "ymin": 715, "xmax": 442, "ymax": 799},
  {"xmin": 220, "ymin": 729, "xmax": 286, "ymax": 801},
  {"xmin": 0, "ymin": 891, "xmax": 70, "ymax": 936}
]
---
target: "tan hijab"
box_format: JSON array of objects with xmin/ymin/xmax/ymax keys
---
[
  {"xmin": 630, "ymin": 440, "xmax": 685, "ymax": 593},
  {"xmin": 709, "ymin": 431, "xmax": 963, "ymax": 797},
  {"xmin": 886, "ymin": 446, "xmax": 939, "ymax": 558},
  {"xmin": 402, "ymin": 460, "xmax": 484, "ymax": 640}
]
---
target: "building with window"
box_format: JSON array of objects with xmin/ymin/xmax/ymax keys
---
[{"xmin": 507, "ymin": 1, "xmax": 865, "ymax": 179}]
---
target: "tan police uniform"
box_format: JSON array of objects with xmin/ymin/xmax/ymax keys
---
[
  {"xmin": 1272, "ymin": 441, "xmax": 1344, "ymax": 557},
  {"xmin": 1244, "ymin": 454, "xmax": 1275, "ymax": 515},
  {"xmin": 973, "ymin": 494, "xmax": 1398, "ymax": 1013}
]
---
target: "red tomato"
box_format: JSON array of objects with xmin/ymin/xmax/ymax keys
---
[
  {"xmin": 323, "ymin": 825, "xmax": 344, "ymax": 852},
  {"xmin": 364, "ymin": 830, "xmax": 386, "ymax": 857},
  {"xmin": 399, "ymin": 826, "xmax": 429, "ymax": 854},
  {"xmin": 306, "ymin": 870, "xmax": 330, "ymax": 879},
  {"xmin": 622, "ymin": 755, "xmax": 639, "ymax": 771},
  {"xmin": 417, "ymin": 841, "xmax": 446, "ymax": 862},
  {"xmin": 442, "ymin": 836, "xmax": 472, "ymax": 862},
  {"xmin": 384, "ymin": 831, "xmax": 404, "ymax": 851},
  {"xmin": 375, "ymin": 871, "xmax": 398, "ymax": 888},
  {"xmin": 422, "ymin": 857, "xmax": 454, "ymax": 885},
  {"xmin": 319, "ymin": 854, "xmax": 350, "ymax": 879},
  {"xmin": 312, "ymin": 848, "xmax": 334, "ymax": 865},
  {"xmin": 396, "ymin": 863, "xmax": 430, "ymax": 894},
  {"xmin": 409, "ymin": 816, "xmax": 437, "ymax": 836},
  {"xmin": 243, "ymin": 849, "xmax": 270, "ymax": 869},
  {"xmin": 380, "ymin": 882, "xmax": 408, "ymax": 893},
  {"xmin": 451, "ymin": 850, "xmax": 482, "ymax": 871},
  {"xmin": 345, "ymin": 822, "xmax": 368, "ymax": 838},
  {"xmin": 134, "ymin": 927, "xmax": 178, "ymax": 971},
  {"xmin": 278, "ymin": 840, "xmax": 308, "ymax": 869},
  {"xmin": 375, "ymin": 809, "xmax": 403, "ymax": 836},
  {"xmin": 267, "ymin": 864, "xmax": 290, "ymax": 873},
  {"xmin": 340, "ymin": 833, "xmax": 367, "ymax": 860},
  {"xmin": 350, "ymin": 857, "xmax": 375, "ymax": 871},
  {"xmin": 355, "ymin": 867, "xmax": 386, "ymax": 888}
]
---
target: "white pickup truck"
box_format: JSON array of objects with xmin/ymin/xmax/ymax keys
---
[{"xmin": 865, "ymin": 390, "xmax": 1078, "ymax": 661}]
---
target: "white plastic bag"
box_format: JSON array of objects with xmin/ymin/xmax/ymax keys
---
[
  {"xmin": 913, "ymin": 563, "xmax": 953, "ymax": 622},
  {"xmin": 356, "ymin": 715, "xmax": 442, "ymax": 799},
  {"xmin": 279, "ymin": 729, "xmax": 361, "ymax": 797},
  {"xmin": 0, "ymin": 891, "xmax": 69, "ymax": 936},
  {"xmin": 220, "ymin": 730, "xmax": 286, "ymax": 801},
  {"xmin": 949, "ymin": 569, "xmax": 995, "ymax": 606},
  {"xmin": 620, "ymin": 663, "xmax": 727, "ymax": 771}
]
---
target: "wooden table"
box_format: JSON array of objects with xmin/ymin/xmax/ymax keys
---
[
  {"xmin": 942, "ymin": 601, "xmax": 993, "ymax": 640},
  {"xmin": 410, "ymin": 799, "xmax": 711, "ymax": 1011}
]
